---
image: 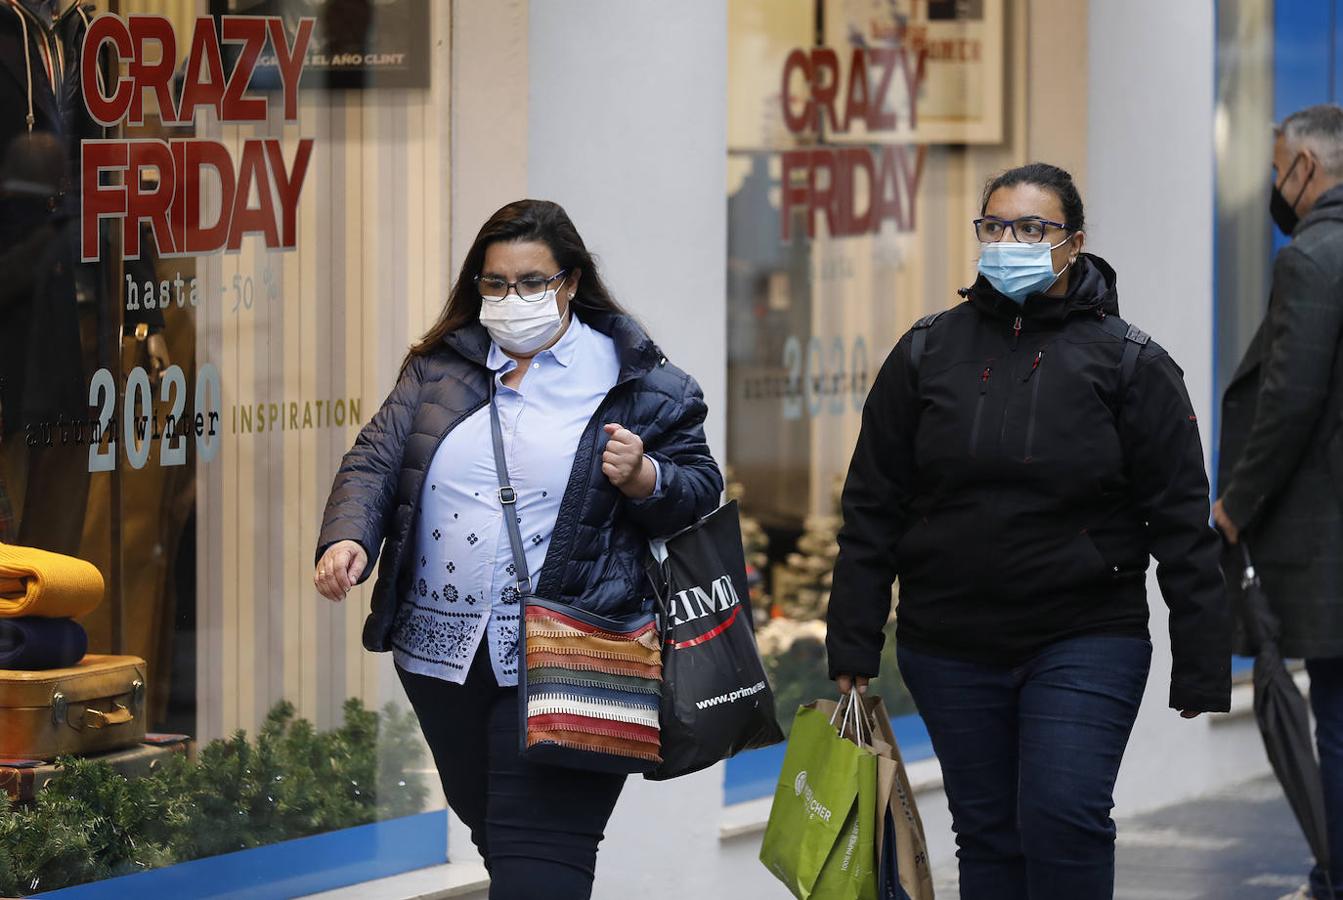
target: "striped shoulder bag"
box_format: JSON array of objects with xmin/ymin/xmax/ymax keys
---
[{"xmin": 488, "ymin": 386, "xmax": 662, "ymax": 774}]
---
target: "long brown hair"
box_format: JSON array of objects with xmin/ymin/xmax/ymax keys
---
[{"xmin": 404, "ymin": 199, "xmax": 629, "ymax": 367}]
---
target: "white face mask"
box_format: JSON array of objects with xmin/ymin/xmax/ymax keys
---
[{"xmin": 478, "ymin": 288, "xmax": 568, "ymax": 355}]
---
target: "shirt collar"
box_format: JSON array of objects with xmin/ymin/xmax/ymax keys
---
[{"xmin": 486, "ymin": 314, "xmax": 583, "ymax": 372}]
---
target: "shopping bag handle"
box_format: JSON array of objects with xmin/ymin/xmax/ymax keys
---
[
  {"xmin": 830, "ymin": 692, "xmax": 871, "ymax": 748},
  {"xmin": 641, "ymin": 553, "xmax": 672, "ymax": 643},
  {"xmin": 829, "ymin": 692, "xmax": 884, "ymax": 750}
]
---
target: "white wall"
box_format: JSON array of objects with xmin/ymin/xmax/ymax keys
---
[
  {"xmin": 527, "ymin": 1, "xmax": 728, "ymax": 464},
  {"xmin": 1087, "ymin": 1, "xmax": 1272, "ymax": 815},
  {"xmin": 526, "ymin": 2, "xmax": 738, "ymax": 898}
]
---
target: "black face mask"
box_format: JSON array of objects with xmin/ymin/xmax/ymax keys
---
[{"xmin": 1271, "ymin": 153, "xmax": 1314, "ymax": 236}]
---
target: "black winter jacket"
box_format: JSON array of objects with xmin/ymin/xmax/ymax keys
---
[
  {"xmin": 827, "ymin": 254, "xmax": 1231, "ymax": 713},
  {"xmin": 316, "ymin": 311, "xmax": 724, "ymax": 651},
  {"xmin": 1219, "ymin": 184, "xmax": 1343, "ymax": 659}
]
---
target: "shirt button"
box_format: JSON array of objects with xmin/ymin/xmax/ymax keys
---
[{"xmin": 532, "ymin": 362, "xmax": 540, "ymax": 369}]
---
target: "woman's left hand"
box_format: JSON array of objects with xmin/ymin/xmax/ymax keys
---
[{"xmin": 602, "ymin": 423, "xmax": 656, "ymax": 499}]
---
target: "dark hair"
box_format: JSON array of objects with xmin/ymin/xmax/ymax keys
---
[
  {"xmin": 405, "ymin": 199, "xmax": 629, "ymax": 365},
  {"xmin": 980, "ymin": 162, "xmax": 1086, "ymax": 232}
]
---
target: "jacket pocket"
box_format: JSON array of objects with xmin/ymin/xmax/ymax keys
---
[
  {"xmin": 969, "ymin": 365, "xmax": 992, "ymax": 456},
  {"xmin": 1081, "ymin": 528, "xmax": 1147, "ymax": 583},
  {"xmin": 1023, "ymin": 350, "xmax": 1044, "ymax": 461}
]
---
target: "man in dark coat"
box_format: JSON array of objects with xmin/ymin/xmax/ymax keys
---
[{"xmin": 1216, "ymin": 102, "xmax": 1343, "ymax": 900}]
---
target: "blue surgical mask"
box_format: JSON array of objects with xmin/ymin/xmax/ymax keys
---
[{"xmin": 977, "ymin": 237, "xmax": 1073, "ymax": 304}]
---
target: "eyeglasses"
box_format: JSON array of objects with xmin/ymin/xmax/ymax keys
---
[
  {"xmin": 973, "ymin": 216, "xmax": 1069, "ymax": 244},
  {"xmin": 475, "ymin": 269, "xmax": 568, "ymax": 302}
]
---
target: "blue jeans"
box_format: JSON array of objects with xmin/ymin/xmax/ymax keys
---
[
  {"xmin": 898, "ymin": 635, "xmax": 1152, "ymax": 900},
  {"xmin": 1309, "ymin": 657, "xmax": 1343, "ymax": 899}
]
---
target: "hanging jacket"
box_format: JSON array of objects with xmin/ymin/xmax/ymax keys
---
[
  {"xmin": 827, "ymin": 253, "xmax": 1231, "ymax": 713},
  {"xmin": 316, "ymin": 310, "xmax": 724, "ymax": 652},
  {"xmin": 0, "ymin": 2, "xmax": 163, "ymax": 435}
]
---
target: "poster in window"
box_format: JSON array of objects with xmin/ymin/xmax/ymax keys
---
[{"xmin": 211, "ymin": 0, "xmax": 431, "ymax": 90}]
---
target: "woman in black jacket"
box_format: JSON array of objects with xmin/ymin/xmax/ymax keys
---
[
  {"xmin": 313, "ymin": 200, "xmax": 722, "ymax": 899},
  {"xmin": 827, "ymin": 163, "xmax": 1230, "ymax": 900}
]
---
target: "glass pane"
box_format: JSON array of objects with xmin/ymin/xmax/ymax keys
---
[
  {"xmin": 0, "ymin": 2, "xmax": 447, "ymax": 894},
  {"xmin": 727, "ymin": 0, "xmax": 1015, "ymax": 744}
]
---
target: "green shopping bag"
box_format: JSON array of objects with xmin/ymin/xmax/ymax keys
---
[{"xmin": 760, "ymin": 698, "xmax": 879, "ymax": 900}]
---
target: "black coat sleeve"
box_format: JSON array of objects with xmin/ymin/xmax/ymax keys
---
[
  {"xmin": 315, "ymin": 358, "xmax": 425, "ymax": 578},
  {"xmin": 827, "ymin": 333, "xmax": 919, "ymax": 680},
  {"xmin": 1221, "ymin": 246, "xmax": 1343, "ymax": 528},
  {"xmin": 624, "ymin": 372, "xmax": 724, "ymax": 537},
  {"xmin": 1122, "ymin": 351, "xmax": 1231, "ymax": 713}
]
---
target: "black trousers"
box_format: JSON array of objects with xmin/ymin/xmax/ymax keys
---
[{"xmin": 396, "ymin": 643, "xmax": 626, "ymax": 900}]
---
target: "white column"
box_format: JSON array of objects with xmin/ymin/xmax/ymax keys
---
[{"xmin": 1087, "ymin": 0, "xmax": 1270, "ymax": 814}]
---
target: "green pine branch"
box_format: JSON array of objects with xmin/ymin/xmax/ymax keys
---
[{"xmin": 0, "ymin": 699, "xmax": 427, "ymax": 897}]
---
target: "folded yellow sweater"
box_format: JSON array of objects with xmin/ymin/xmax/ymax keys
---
[{"xmin": 0, "ymin": 543, "xmax": 104, "ymax": 619}]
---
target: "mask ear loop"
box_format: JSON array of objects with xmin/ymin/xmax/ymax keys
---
[
  {"xmin": 1292, "ymin": 155, "xmax": 1318, "ymax": 209},
  {"xmin": 1045, "ymin": 233, "xmax": 1077, "ymax": 286}
]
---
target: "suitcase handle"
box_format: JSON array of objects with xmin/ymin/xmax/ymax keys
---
[
  {"xmin": 84, "ymin": 705, "xmax": 134, "ymax": 729},
  {"xmin": 50, "ymin": 679, "xmax": 144, "ymax": 730}
]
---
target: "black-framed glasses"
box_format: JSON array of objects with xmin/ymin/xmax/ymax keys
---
[
  {"xmin": 973, "ymin": 216, "xmax": 1069, "ymax": 244},
  {"xmin": 475, "ymin": 269, "xmax": 568, "ymax": 302}
]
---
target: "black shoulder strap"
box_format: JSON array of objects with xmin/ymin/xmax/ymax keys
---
[
  {"xmin": 909, "ymin": 310, "xmax": 948, "ymax": 371},
  {"xmin": 1096, "ymin": 314, "xmax": 1150, "ymax": 412},
  {"xmin": 1119, "ymin": 323, "xmax": 1150, "ymax": 394}
]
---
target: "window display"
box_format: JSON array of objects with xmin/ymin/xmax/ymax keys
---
[
  {"xmin": 0, "ymin": 1, "xmax": 448, "ymax": 894},
  {"xmin": 726, "ymin": 0, "xmax": 1080, "ymax": 741}
]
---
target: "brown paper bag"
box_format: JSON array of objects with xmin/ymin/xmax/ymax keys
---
[{"xmin": 862, "ymin": 696, "xmax": 935, "ymax": 900}]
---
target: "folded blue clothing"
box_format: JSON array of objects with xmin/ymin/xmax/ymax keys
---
[{"xmin": 0, "ymin": 617, "xmax": 87, "ymax": 670}]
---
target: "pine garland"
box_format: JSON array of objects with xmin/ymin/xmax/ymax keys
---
[{"xmin": 0, "ymin": 699, "xmax": 427, "ymax": 897}]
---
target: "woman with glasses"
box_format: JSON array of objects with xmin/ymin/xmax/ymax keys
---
[
  {"xmin": 827, "ymin": 163, "xmax": 1230, "ymax": 899},
  {"xmin": 312, "ymin": 199, "xmax": 722, "ymax": 899}
]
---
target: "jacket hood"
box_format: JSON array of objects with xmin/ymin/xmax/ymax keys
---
[
  {"xmin": 963, "ymin": 252, "xmax": 1120, "ymax": 325},
  {"xmin": 443, "ymin": 309, "xmax": 665, "ymax": 383}
]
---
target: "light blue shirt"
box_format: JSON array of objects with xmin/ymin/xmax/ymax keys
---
[{"xmin": 391, "ymin": 317, "xmax": 624, "ymax": 686}]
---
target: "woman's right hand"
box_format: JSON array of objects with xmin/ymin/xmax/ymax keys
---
[
  {"xmin": 835, "ymin": 674, "xmax": 870, "ymax": 696},
  {"xmin": 315, "ymin": 540, "xmax": 368, "ymax": 602}
]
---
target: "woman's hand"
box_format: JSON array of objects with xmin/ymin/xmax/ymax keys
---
[
  {"xmin": 1212, "ymin": 499, "xmax": 1240, "ymax": 544},
  {"xmin": 315, "ymin": 540, "xmax": 368, "ymax": 602},
  {"xmin": 602, "ymin": 423, "xmax": 656, "ymax": 499},
  {"xmin": 835, "ymin": 674, "xmax": 870, "ymax": 696}
]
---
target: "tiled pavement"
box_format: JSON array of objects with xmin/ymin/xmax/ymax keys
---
[{"xmin": 933, "ymin": 775, "xmax": 1320, "ymax": 900}]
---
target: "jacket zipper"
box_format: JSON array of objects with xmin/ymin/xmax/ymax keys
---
[
  {"xmin": 1023, "ymin": 350, "xmax": 1044, "ymax": 460},
  {"xmin": 969, "ymin": 365, "xmax": 992, "ymax": 455},
  {"xmin": 1011, "ymin": 316, "xmax": 1023, "ymax": 350}
]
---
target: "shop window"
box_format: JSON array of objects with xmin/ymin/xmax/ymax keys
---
[
  {"xmin": 0, "ymin": 2, "xmax": 447, "ymax": 895},
  {"xmin": 724, "ymin": 0, "xmax": 1054, "ymax": 801}
]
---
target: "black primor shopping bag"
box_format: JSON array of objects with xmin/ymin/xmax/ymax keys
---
[{"xmin": 644, "ymin": 501, "xmax": 784, "ymax": 780}]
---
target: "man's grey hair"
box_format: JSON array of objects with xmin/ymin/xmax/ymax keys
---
[{"xmin": 1278, "ymin": 103, "xmax": 1343, "ymax": 179}]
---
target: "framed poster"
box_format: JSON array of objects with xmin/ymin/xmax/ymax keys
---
[
  {"xmin": 825, "ymin": 0, "xmax": 1003, "ymax": 144},
  {"xmin": 211, "ymin": 0, "xmax": 431, "ymax": 90}
]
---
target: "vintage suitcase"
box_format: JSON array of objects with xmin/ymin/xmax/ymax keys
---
[
  {"xmin": 0, "ymin": 655, "xmax": 148, "ymax": 760},
  {"xmin": 0, "ymin": 735, "xmax": 192, "ymax": 803}
]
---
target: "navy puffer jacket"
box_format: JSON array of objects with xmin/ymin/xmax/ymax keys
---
[{"xmin": 316, "ymin": 310, "xmax": 724, "ymax": 651}]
